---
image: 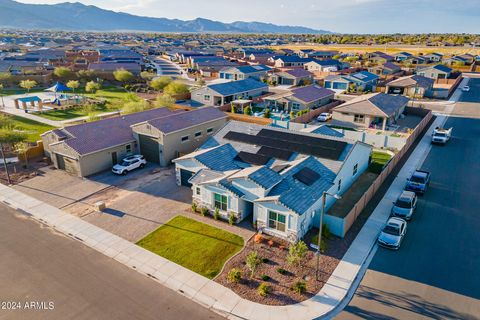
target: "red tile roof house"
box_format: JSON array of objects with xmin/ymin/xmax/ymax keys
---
[{"xmin": 41, "ymin": 107, "xmax": 227, "ymax": 177}]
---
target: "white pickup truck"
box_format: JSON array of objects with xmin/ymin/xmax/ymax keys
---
[{"xmin": 431, "ymin": 127, "xmax": 452, "ymax": 144}]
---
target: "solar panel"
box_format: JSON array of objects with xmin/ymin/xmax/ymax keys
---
[
  {"xmin": 293, "ymin": 167, "xmax": 320, "ymax": 186},
  {"xmin": 234, "ymin": 151, "xmax": 271, "ymax": 165},
  {"xmin": 257, "ymin": 146, "xmax": 293, "ymax": 161}
]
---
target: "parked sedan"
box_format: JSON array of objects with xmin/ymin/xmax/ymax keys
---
[
  {"xmin": 391, "ymin": 191, "xmax": 417, "ymax": 220},
  {"xmin": 112, "ymin": 155, "xmax": 147, "ymax": 175},
  {"xmin": 317, "ymin": 112, "xmax": 332, "ymax": 122},
  {"xmin": 461, "ymin": 86, "xmax": 470, "ymax": 92},
  {"xmin": 378, "ymin": 217, "xmax": 407, "ymax": 250}
]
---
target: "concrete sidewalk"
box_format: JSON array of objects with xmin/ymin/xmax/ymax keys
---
[{"xmin": 0, "ymin": 117, "xmax": 444, "ymax": 320}]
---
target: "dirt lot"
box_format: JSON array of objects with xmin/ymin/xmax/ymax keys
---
[{"xmin": 0, "ymin": 157, "xmax": 50, "ymax": 186}]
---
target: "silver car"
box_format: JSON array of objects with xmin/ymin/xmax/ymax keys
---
[
  {"xmin": 391, "ymin": 191, "xmax": 417, "ymax": 220},
  {"xmin": 378, "ymin": 217, "xmax": 407, "ymax": 250}
]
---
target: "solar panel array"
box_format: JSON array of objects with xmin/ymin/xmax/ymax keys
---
[
  {"xmin": 257, "ymin": 146, "xmax": 293, "ymax": 161},
  {"xmin": 234, "ymin": 151, "xmax": 271, "ymax": 166},
  {"xmin": 293, "ymin": 167, "xmax": 320, "ymax": 186},
  {"xmin": 224, "ymin": 129, "xmax": 346, "ymax": 161}
]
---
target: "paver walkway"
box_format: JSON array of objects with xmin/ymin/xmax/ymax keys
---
[{"xmin": 0, "ymin": 113, "xmax": 443, "ymax": 320}]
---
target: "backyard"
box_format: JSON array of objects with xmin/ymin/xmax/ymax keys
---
[
  {"xmin": 3, "ymin": 114, "xmax": 54, "ymax": 142},
  {"xmin": 136, "ymin": 215, "xmax": 244, "ymax": 279},
  {"xmin": 370, "ymin": 150, "xmax": 393, "ymax": 174}
]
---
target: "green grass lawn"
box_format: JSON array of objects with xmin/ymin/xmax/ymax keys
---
[
  {"xmin": 36, "ymin": 104, "xmax": 113, "ymax": 121},
  {"xmin": 0, "ymin": 88, "xmax": 45, "ymax": 96},
  {"xmin": 369, "ymin": 151, "xmax": 393, "ymax": 173},
  {"xmin": 136, "ymin": 215, "xmax": 244, "ymax": 279},
  {"xmin": 7, "ymin": 115, "xmax": 55, "ymax": 142}
]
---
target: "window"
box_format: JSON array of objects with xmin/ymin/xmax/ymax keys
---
[
  {"xmin": 268, "ymin": 211, "xmax": 286, "ymax": 232},
  {"xmin": 196, "ymin": 187, "xmax": 201, "ymax": 195},
  {"xmin": 204, "ymin": 95, "xmax": 211, "ymax": 101},
  {"xmin": 338, "ymin": 179, "xmax": 342, "ymax": 192},
  {"xmin": 354, "ymin": 114, "xmax": 365, "ymax": 123},
  {"xmin": 181, "ymin": 135, "xmax": 189, "ymax": 142},
  {"xmin": 207, "ymin": 127, "xmax": 214, "ymax": 134},
  {"xmin": 126, "ymin": 144, "xmax": 131, "ymax": 153},
  {"xmin": 194, "ymin": 131, "xmax": 202, "ymax": 138},
  {"xmin": 214, "ymin": 193, "xmax": 227, "ymax": 211},
  {"xmin": 292, "ymin": 102, "xmax": 301, "ymax": 110},
  {"xmin": 353, "ymin": 163, "xmax": 358, "ymax": 176}
]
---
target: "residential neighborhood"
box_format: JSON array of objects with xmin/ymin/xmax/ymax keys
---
[{"xmin": 0, "ymin": 2, "xmax": 479, "ymax": 320}]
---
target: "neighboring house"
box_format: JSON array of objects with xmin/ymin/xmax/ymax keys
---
[
  {"xmin": 306, "ymin": 51, "xmax": 339, "ymax": 59},
  {"xmin": 270, "ymin": 68, "xmax": 314, "ymax": 86},
  {"xmin": 385, "ymin": 75, "xmax": 434, "ymax": 98},
  {"xmin": 295, "ymin": 49, "xmax": 315, "ymax": 58},
  {"xmin": 173, "ymin": 121, "xmax": 372, "ymax": 241},
  {"xmin": 416, "ymin": 64, "xmax": 452, "ymax": 80},
  {"xmin": 191, "ymin": 78, "xmax": 268, "ymax": 106},
  {"xmin": 269, "ymin": 55, "xmax": 313, "ymax": 68},
  {"xmin": 42, "ymin": 108, "xmax": 227, "ymax": 177},
  {"xmin": 423, "ymin": 53, "xmax": 443, "ymax": 63},
  {"xmin": 405, "ymin": 55, "xmax": 427, "ymax": 65},
  {"xmin": 219, "ymin": 64, "xmax": 270, "ymax": 81},
  {"xmin": 324, "ymin": 71, "xmax": 379, "ymax": 93},
  {"xmin": 88, "ymin": 62, "xmax": 141, "ymax": 76},
  {"xmin": 331, "ymin": 93, "xmax": 409, "ymax": 130},
  {"xmin": 443, "ymin": 54, "xmax": 475, "ymax": 65},
  {"xmin": 368, "ymin": 62, "xmax": 401, "ymax": 76},
  {"xmin": 304, "ymin": 59, "xmax": 344, "ymax": 72},
  {"xmin": 368, "ymin": 51, "xmax": 395, "ymax": 64},
  {"xmin": 264, "ymin": 85, "xmax": 335, "ymax": 112},
  {"xmin": 394, "ymin": 52, "xmax": 413, "ymax": 62}
]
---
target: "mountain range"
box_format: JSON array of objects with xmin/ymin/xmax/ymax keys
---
[{"xmin": 0, "ymin": 0, "xmax": 332, "ymax": 34}]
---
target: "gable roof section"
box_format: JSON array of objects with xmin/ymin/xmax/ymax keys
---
[
  {"xmin": 61, "ymin": 108, "xmax": 175, "ymax": 156},
  {"xmin": 333, "ymin": 93, "xmax": 408, "ymax": 118},
  {"xmin": 235, "ymin": 64, "xmax": 270, "ymax": 74},
  {"xmin": 194, "ymin": 144, "xmax": 240, "ymax": 171},
  {"xmin": 207, "ymin": 78, "xmax": 268, "ymax": 96},
  {"xmin": 147, "ymin": 107, "xmax": 226, "ymax": 134},
  {"xmin": 290, "ymin": 85, "xmax": 335, "ymax": 103},
  {"xmin": 350, "ymin": 71, "xmax": 379, "ymax": 83},
  {"xmin": 387, "ymin": 75, "xmax": 434, "ymax": 88},
  {"xmin": 248, "ymin": 166, "xmax": 283, "ymax": 190}
]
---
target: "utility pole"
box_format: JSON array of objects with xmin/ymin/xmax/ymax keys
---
[{"xmin": 0, "ymin": 142, "xmax": 11, "ymax": 185}]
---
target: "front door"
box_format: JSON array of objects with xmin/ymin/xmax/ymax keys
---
[{"xmin": 111, "ymin": 152, "xmax": 118, "ymax": 165}]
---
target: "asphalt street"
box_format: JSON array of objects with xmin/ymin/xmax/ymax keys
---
[
  {"xmin": 458, "ymin": 78, "xmax": 480, "ymax": 103},
  {"xmin": 0, "ymin": 204, "xmax": 224, "ymax": 320},
  {"xmin": 337, "ymin": 116, "xmax": 480, "ymax": 320}
]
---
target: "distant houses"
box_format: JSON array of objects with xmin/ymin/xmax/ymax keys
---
[{"xmin": 416, "ymin": 64, "xmax": 452, "ymax": 80}]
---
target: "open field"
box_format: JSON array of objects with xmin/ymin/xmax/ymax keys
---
[
  {"xmin": 271, "ymin": 44, "xmax": 480, "ymax": 56},
  {"xmin": 136, "ymin": 215, "xmax": 244, "ymax": 279}
]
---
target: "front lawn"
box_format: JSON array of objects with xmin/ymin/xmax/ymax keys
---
[
  {"xmin": 136, "ymin": 215, "xmax": 244, "ymax": 279},
  {"xmin": 7, "ymin": 115, "xmax": 55, "ymax": 142}
]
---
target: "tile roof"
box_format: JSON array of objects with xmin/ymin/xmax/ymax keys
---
[
  {"xmin": 387, "ymin": 75, "xmax": 434, "ymax": 88},
  {"xmin": 333, "ymin": 93, "xmax": 409, "ymax": 118},
  {"xmin": 350, "ymin": 71, "xmax": 380, "ymax": 83},
  {"xmin": 248, "ymin": 166, "xmax": 283, "ymax": 190},
  {"xmin": 194, "ymin": 144, "xmax": 240, "ymax": 171},
  {"xmin": 309, "ymin": 125, "xmax": 345, "ymax": 138},
  {"xmin": 62, "ymin": 108, "xmax": 175, "ymax": 155},
  {"xmin": 282, "ymin": 68, "xmax": 312, "ymax": 78},
  {"xmin": 291, "ymin": 85, "xmax": 335, "ymax": 103},
  {"xmin": 207, "ymin": 78, "xmax": 268, "ymax": 96},
  {"xmin": 147, "ymin": 107, "xmax": 227, "ymax": 134},
  {"xmin": 273, "ymin": 55, "xmax": 314, "ymax": 63},
  {"xmin": 234, "ymin": 64, "xmax": 270, "ymax": 74}
]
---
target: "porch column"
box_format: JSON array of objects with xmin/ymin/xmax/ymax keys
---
[{"xmin": 381, "ymin": 117, "xmax": 387, "ymax": 131}]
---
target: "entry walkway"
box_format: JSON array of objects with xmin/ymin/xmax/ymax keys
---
[{"xmin": 0, "ymin": 116, "xmax": 443, "ymax": 320}]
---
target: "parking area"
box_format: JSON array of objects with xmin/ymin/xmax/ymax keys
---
[{"xmin": 14, "ymin": 164, "xmax": 254, "ymax": 242}]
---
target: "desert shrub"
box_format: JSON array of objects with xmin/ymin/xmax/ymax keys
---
[
  {"xmin": 276, "ymin": 267, "xmax": 287, "ymax": 275},
  {"xmin": 227, "ymin": 268, "xmax": 242, "ymax": 283},
  {"xmin": 200, "ymin": 207, "xmax": 209, "ymax": 216},
  {"xmin": 257, "ymin": 283, "xmax": 271, "ymax": 297},
  {"xmin": 261, "ymin": 257, "xmax": 269, "ymax": 263},
  {"xmin": 191, "ymin": 202, "xmax": 197, "ymax": 213},
  {"xmin": 287, "ymin": 241, "xmax": 308, "ymax": 266},
  {"xmin": 213, "ymin": 207, "xmax": 220, "ymax": 220},
  {"xmin": 292, "ymin": 281, "xmax": 307, "ymax": 294},
  {"xmin": 246, "ymin": 251, "xmax": 261, "ymax": 277},
  {"xmin": 228, "ymin": 213, "xmax": 237, "ymax": 225},
  {"xmin": 261, "ymin": 275, "xmax": 270, "ymax": 281}
]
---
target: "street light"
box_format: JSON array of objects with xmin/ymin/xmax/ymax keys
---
[{"xmin": 316, "ymin": 191, "xmax": 341, "ymax": 281}]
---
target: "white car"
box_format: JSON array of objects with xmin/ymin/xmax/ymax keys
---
[
  {"xmin": 391, "ymin": 191, "xmax": 417, "ymax": 220},
  {"xmin": 112, "ymin": 155, "xmax": 147, "ymax": 175},
  {"xmin": 317, "ymin": 112, "xmax": 332, "ymax": 122},
  {"xmin": 377, "ymin": 217, "xmax": 407, "ymax": 250},
  {"xmin": 461, "ymin": 86, "xmax": 470, "ymax": 92}
]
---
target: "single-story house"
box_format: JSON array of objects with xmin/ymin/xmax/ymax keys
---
[
  {"xmin": 219, "ymin": 64, "xmax": 270, "ymax": 81},
  {"xmin": 304, "ymin": 59, "xmax": 344, "ymax": 72},
  {"xmin": 88, "ymin": 62, "xmax": 141, "ymax": 76},
  {"xmin": 443, "ymin": 54, "xmax": 475, "ymax": 65},
  {"xmin": 368, "ymin": 51, "xmax": 395, "ymax": 64},
  {"xmin": 191, "ymin": 78, "xmax": 268, "ymax": 106},
  {"xmin": 331, "ymin": 93, "xmax": 409, "ymax": 131},
  {"xmin": 416, "ymin": 64, "xmax": 452, "ymax": 80},
  {"xmin": 173, "ymin": 121, "xmax": 372, "ymax": 241},
  {"xmin": 385, "ymin": 75, "xmax": 434, "ymax": 98},
  {"xmin": 423, "ymin": 53, "xmax": 443, "ymax": 63},
  {"xmin": 324, "ymin": 71, "xmax": 379, "ymax": 93},
  {"xmin": 270, "ymin": 68, "xmax": 314, "ymax": 86},
  {"xmin": 42, "ymin": 107, "xmax": 227, "ymax": 176},
  {"xmin": 269, "ymin": 56, "xmax": 314, "ymax": 68},
  {"xmin": 306, "ymin": 51, "xmax": 339, "ymax": 59},
  {"xmin": 394, "ymin": 52, "xmax": 413, "ymax": 62},
  {"xmin": 368, "ymin": 62, "xmax": 401, "ymax": 76},
  {"xmin": 264, "ymin": 85, "xmax": 335, "ymax": 112},
  {"xmin": 405, "ymin": 55, "xmax": 427, "ymax": 65}
]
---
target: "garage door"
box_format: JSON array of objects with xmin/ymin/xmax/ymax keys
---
[
  {"xmin": 139, "ymin": 135, "xmax": 160, "ymax": 164},
  {"xmin": 56, "ymin": 154, "xmax": 80, "ymax": 176},
  {"xmin": 180, "ymin": 169, "xmax": 194, "ymax": 187}
]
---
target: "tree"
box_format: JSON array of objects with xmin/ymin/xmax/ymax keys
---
[
  {"xmin": 66, "ymin": 80, "xmax": 80, "ymax": 94},
  {"xmin": 85, "ymin": 81, "xmax": 101, "ymax": 94},
  {"xmin": 155, "ymin": 93, "xmax": 175, "ymax": 108},
  {"xmin": 113, "ymin": 68, "xmax": 134, "ymax": 85},
  {"xmin": 149, "ymin": 76, "xmax": 172, "ymax": 91},
  {"xmin": 121, "ymin": 100, "xmax": 150, "ymax": 114},
  {"xmin": 163, "ymin": 81, "xmax": 189, "ymax": 96},
  {"xmin": 263, "ymin": 108, "xmax": 271, "ymax": 118},
  {"xmin": 140, "ymin": 71, "xmax": 156, "ymax": 81},
  {"xmin": 243, "ymin": 105, "xmax": 252, "ymax": 115},
  {"xmin": 0, "ymin": 128, "xmax": 26, "ymax": 185},
  {"xmin": 19, "ymin": 80, "xmax": 37, "ymax": 94},
  {"xmin": 287, "ymin": 241, "xmax": 308, "ymax": 266},
  {"xmin": 0, "ymin": 72, "xmax": 11, "ymax": 88},
  {"xmin": 245, "ymin": 251, "xmax": 261, "ymax": 278},
  {"xmin": 77, "ymin": 69, "xmax": 97, "ymax": 82},
  {"xmin": 14, "ymin": 141, "xmax": 30, "ymax": 169},
  {"xmin": 53, "ymin": 67, "xmax": 73, "ymax": 80}
]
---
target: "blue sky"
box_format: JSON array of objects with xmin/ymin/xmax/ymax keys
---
[{"xmin": 18, "ymin": 0, "xmax": 480, "ymax": 33}]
